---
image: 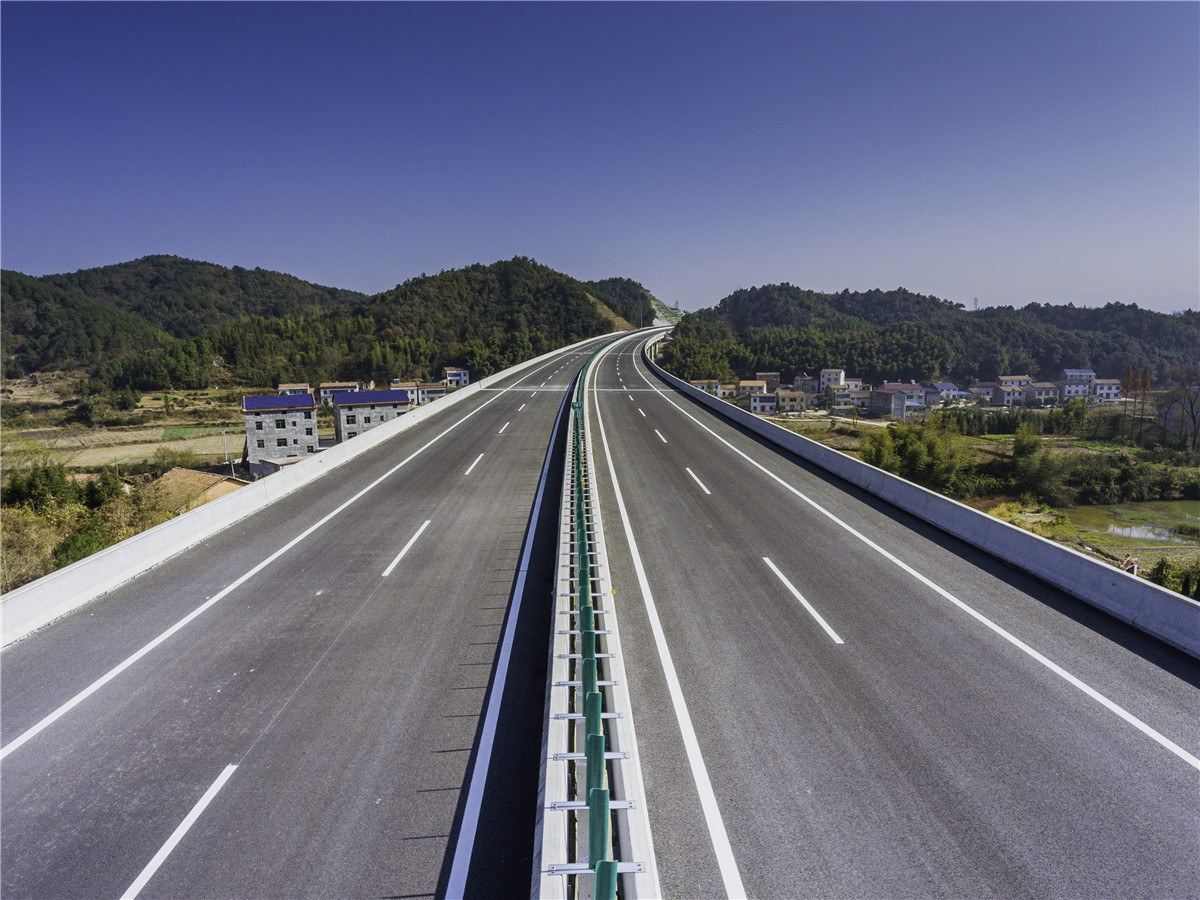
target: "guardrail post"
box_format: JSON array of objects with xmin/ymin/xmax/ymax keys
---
[
  {"xmin": 594, "ymin": 859, "xmax": 618, "ymax": 900},
  {"xmin": 586, "ymin": 730, "xmax": 605, "ymax": 794},
  {"xmin": 588, "ymin": 787, "xmax": 610, "ymax": 868},
  {"xmin": 584, "ymin": 690, "xmax": 602, "ymax": 740},
  {"xmin": 582, "ymin": 655, "xmax": 598, "ymax": 696}
]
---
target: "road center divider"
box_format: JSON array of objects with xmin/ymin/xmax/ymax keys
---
[{"xmin": 534, "ymin": 341, "xmax": 659, "ymax": 899}]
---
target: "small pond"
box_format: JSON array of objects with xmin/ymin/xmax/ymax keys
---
[{"xmin": 1057, "ymin": 500, "xmax": 1200, "ymax": 545}]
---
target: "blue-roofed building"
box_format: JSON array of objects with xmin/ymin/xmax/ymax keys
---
[
  {"xmin": 333, "ymin": 389, "xmax": 411, "ymax": 442},
  {"xmin": 243, "ymin": 393, "xmax": 318, "ymax": 475}
]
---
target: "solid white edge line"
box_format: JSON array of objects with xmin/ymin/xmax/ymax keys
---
[
  {"xmin": 121, "ymin": 764, "xmax": 237, "ymax": 899},
  {"xmin": 464, "ymin": 453, "xmax": 485, "ymax": 476},
  {"xmin": 382, "ymin": 520, "xmax": 432, "ymax": 577},
  {"xmin": 685, "ymin": 467, "xmax": 712, "ymax": 496},
  {"xmin": 443, "ymin": 381, "xmax": 574, "ymax": 898},
  {"xmin": 594, "ymin": 337, "xmax": 747, "ymax": 899},
  {"xmin": 632, "ymin": 345, "xmax": 1200, "ymax": 774},
  {"xmin": 763, "ymin": 557, "xmax": 844, "ymax": 644},
  {"xmin": 0, "ymin": 354, "xmax": 564, "ymax": 761}
]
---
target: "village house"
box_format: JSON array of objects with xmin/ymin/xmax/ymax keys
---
[
  {"xmin": 717, "ymin": 384, "xmax": 738, "ymax": 399},
  {"xmin": 1093, "ymin": 379, "xmax": 1122, "ymax": 401},
  {"xmin": 689, "ymin": 380, "xmax": 721, "ymax": 395},
  {"xmin": 793, "ymin": 374, "xmax": 818, "ymax": 395},
  {"xmin": 389, "ymin": 380, "xmax": 447, "ymax": 405},
  {"xmin": 318, "ymin": 381, "xmax": 362, "ymax": 403},
  {"xmin": 738, "ymin": 380, "xmax": 768, "ymax": 395},
  {"xmin": 928, "ymin": 382, "xmax": 960, "ymax": 404},
  {"xmin": 819, "ymin": 368, "xmax": 846, "ymax": 392},
  {"xmin": 243, "ymin": 394, "xmax": 318, "ymax": 476},
  {"xmin": 749, "ymin": 392, "xmax": 777, "ymax": 415},
  {"xmin": 997, "ymin": 384, "xmax": 1025, "ymax": 407},
  {"xmin": 775, "ymin": 389, "xmax": 806, "ymax": 413},
  {"xmin": 850, "ymin": 389, "xmax": 871, "ymax": 409},
  {"xmin": 276, "ymin": 383, "xmax": 310, "ymax": 396},
  {"xmin": 1023, "ymin": 382, "xmax": 1059, "ymax": 405},
  {"xmin": 442, "ymin": 366, "xmax": 470, "ymax": 387},
  {"xmin": 998, "ymin": 374, "xmax": 1033, "ymax": 388},
  {"xmin": 333, "ymin": 389, "xmax": 411, "ymax": 442},
  {"xmin": 869, "ymin": 385, "xmax": 908, "ymax": 419},
  {"xmin": 756, "ymin": 372, "xmax": 781, "ymax": 392}
]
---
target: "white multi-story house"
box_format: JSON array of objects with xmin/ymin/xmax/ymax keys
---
[
  {"xmin": 319, "ymin": 381, "xmax": 361, "ymax": 403},
  {"xmin": 1058, "ymin": 379, "xmax": 1090, "ymax": 400},
  {"xmin": 442, "ymin": 367, "xmax": 470, "ymax": 387},
  {"xmin": 997, "ymin": 385, "xmax": 1025, "ymax": 407},
  {"xmin": 819, "ymin": 368, "xmax": 846, "ymax": 392},
  {"xmin": 749, "ymin": 392, "xmax": 777, "ymax": 415},
  {"xmin": 1093, "ymin": 379, "xmax": 1122, "ymax": 401},
  {"xmin": 739, "ymin": 380, "xmax": 768, "ymax": 395},
  {"xmin": 690, "ymin": 380, "xmax": 721, "ymax": 395},
  {"xmin": 1061, "ymin": 368, "xmax": 1097, "ymax": 385},
  {"xmin": 389, "ymin": 380, "xmax": 447, "ymax": 405},
  {"xmin": 998, "ymin": 374, "xmax": 1033, "ymax": 388},
  {"xmin": 243, "ymin": 394, "xmax": 318, "ymax": 476},
  {"xmin": 277, "ymin": 383, "xmax": 310, "ymax": 396},
  {"xmin": 333, "ymin": 389, "xmax": 411, "ymax": 442}
]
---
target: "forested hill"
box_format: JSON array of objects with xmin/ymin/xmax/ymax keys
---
[
  {"xmin": 35, "ymin": 255, "xmax": 367, "ymax": 339},
  {"xmin": 665, "ymin": 283, "xmax": 1199, "ymax": 386},
  {"xmin": 2, "ymin": 256, "xmax": 632, "ymax": 389}
]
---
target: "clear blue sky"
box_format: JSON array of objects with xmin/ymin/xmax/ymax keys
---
[{"xmin": 3, "ymin": 2, "xmax": 1197, "ymax": 313}]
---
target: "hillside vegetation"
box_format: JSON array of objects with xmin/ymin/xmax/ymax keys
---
[
  {"xmin": 2, "ymin": 256, "xmax": 654, "ymax": 389},
  {"xmin": 663, "ymin": 284, "xmax": 1199, "ymax": 386}
]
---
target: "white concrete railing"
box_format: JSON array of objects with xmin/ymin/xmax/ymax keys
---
[
  {"xmin": 0, "ymin": 334, "xmax": 615, "ymax": 647},
  {"xmin": 644, "ymin": 336, "xmax": 1200, "ymax": 659}
]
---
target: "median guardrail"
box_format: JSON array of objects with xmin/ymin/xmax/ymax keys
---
[
  {"xmin": 534, "ymin": 341, "xmax": 659, "ymax": 899},
  {"xmin": 643, "ymin": 335, "xmax": 1200, "ymax": 659}
]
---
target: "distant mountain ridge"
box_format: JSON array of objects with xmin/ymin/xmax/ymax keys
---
[
  {"xmin": 665, "ymin": 283, "xmax": 1199, "ymax": 387},
  {"xmin": 1, "ymin": 255, "xmax": 661, "ymax": 388}
]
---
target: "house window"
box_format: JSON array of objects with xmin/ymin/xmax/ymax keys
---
[
  {"xmin": 275, "ymin": 419, "xmax": 285, "ymax": 428},
  {"xmin": 256, "ymin": 439, "xmax": 264, "ymax": 449},
  {"xmin": 293, "ymin": 438, "xmax": 299, "ymax": 445},
  {"xmin": 305, "ymin": 427, "xmax": 313, "ymax": 436},
  {"xmin": 277, "ymin": 438, "xmax": 287, "ymax": 447},
  {"xmin": 307, "ymin": 446, "xmax": 314, "ymax": 453},
  {"xmin": 304, "ymin": 411, "xmax": 312, "ymax": 419},
  {"xmin": 255, "ymin": 421, "xmax": 263, "ymax": 431},
  {"xmin": 370, "ymin": 405, "xmax": 376, "ymax": 410},
  {"xmin": 345, "ymin": 414, "xmax": 356, "ymax": 425},
  {"xmin": 364, "ymin": 416, "xmax": 371, "ymax": 424},
  {"xmin": 348, "ymin": 431, "xmax": 357, "ymax": 438}
]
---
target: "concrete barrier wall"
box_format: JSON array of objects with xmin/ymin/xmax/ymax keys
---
[
  {"xmin": 1, "ymin": 334, "xmax": 615, "ymax": 646},
  {"xmin": 643, "ymin": 337, "xmax": 1200, "ymax": 658}
]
